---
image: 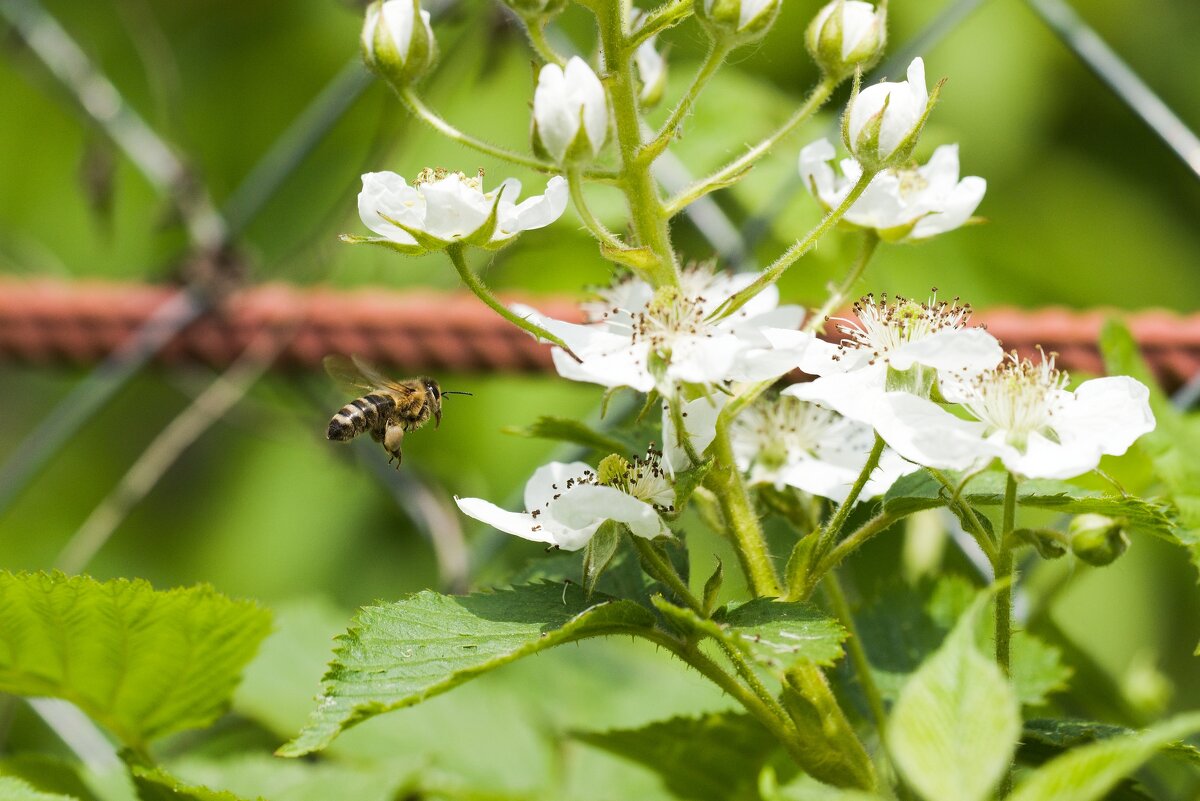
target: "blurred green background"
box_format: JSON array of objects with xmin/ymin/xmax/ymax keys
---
[{"xmin": 1, "ymin": 0, "xmax": 1198, "ymax": 797}]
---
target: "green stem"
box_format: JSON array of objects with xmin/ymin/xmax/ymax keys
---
[
  {"xmin": 996, "ymin": 472, "xmax": 1018, "ymax": 675},
  {"xmin": 818, "ymin": 435, "xmax": 884, "ymax": 554},
  {"xmin": 718, "ymin": 639, "xmax": 791, "ymax": 723},
  {"xmin": 711, "ymin": 167, "xmax": 877, "ymax": 321},
  {"xmin": 811, "ymin": 511, "xmax": 900, "ymax": 582},
  {"xmin": 632, "ymin": 537, "xmax": 703, "ymax": 614},
  {"xmin": 707, "ymin": 419, "xmax": 781, "ymax": 597},
  {"xmin": 593, "ymin": 0, "xmax": 679, "ymax": 288},
  {"xmin": 446, "ymin": 245, "xmax": 580, "ymax": 361},
  {"xmin": 643, "ymin": 42, "xmax": 730, "ymax": 161},
  {"xmin": 568, "ymin": 167, "xmax": 625, "ymax": 250},
  {"xmin": 629, "ymin": 0, "xmax": 692, "ymax": 48},
  {"xmin": 523, "ymin": 18, "xmax": 566, "ymax": 66},
  {"xmin": 668, "ymin": 396, "xmax": 701, "ymax": 465},
  {"xmin": 823, "ymin": 572, "xmax": 888, "ymax": 732},
  {"xmin": 804, "ymin": 231, "xmax": 880, "ymax": 334},
  {"xmin": 927, "ymin": 467, "xmax": 1000, "ymax": 565},
  {"xmin": 667, "ymin": 74, "xmax": 840, "ymax": 215}
]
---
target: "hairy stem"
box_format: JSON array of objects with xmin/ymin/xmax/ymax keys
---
[
  {"xmin": 629, "ymin": 0, "xmax": 692, "ymax": 48},
  {"xmin": 568, "ymin": 167, "xmax": 625, "ymax": 250},
  {"xmin": 667, "ymin": 74, "xmax": 841, "ymax": 215},
  {"xmin": 707, "ymin": 420, "xmax": 781, "ymax": 597},
  {"xmin": 643, "ymin": 42, "xmax": 730, "ymax": 161},
  {"xmin": 927, "ymin": 467, "xmax": 1000, "ymax": 565},
  {"xmin": 805, "ymin": 231, "xmax": 880, "ymax": 334},
  {"xmin": 811, "ymin": 510, "xmax": 900, "ymax": 582},
  {"xmin": 712, "ymin": 168, "xmax": 877, "ymax": 321},
  {"xmin": 996, "ymin": 472, "xmax": 1018, "ymax": 675},
  {"xmin": 633, "ymin": 537, "xmax": 703, "ymax": 614},
  {"xmin": 523, "ymin": 17, "xmax": 566, "ymax": 66},
  {"xmin": 447, "ymin": 245, "xmax": 580, "ymax": 361}
]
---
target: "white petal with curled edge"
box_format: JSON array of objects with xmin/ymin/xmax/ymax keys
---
[
  {"xmin": 890, "ymin": 327, "xmax": 1003, "ymax": 373},
  {"xmin": 784, "ymin": 366, "xmax": 884, "ymax": 425},
  {"xmin": 455, "ymin": 497, "xmax": 555, "ymax": 545},
  {"xmin": 1055, "ymin": 376, "xmax": 1155, "ymax": 456},
  {"xmin": 501, "ymin": 176, "xmax": 569, "ymax": 234},
  {"xmin": 358, "ymin": 172, "xmax": 422, "ymax": 244},
  {"xmin": 911, "ymin": 175, "xmax": 986, "ymax": 239},
  {"xmin": 871, "ymin": 391, "xmax": 993, "ymax": 471},
  {"xmin": 1000, "ymin": 430, "xmax": 1101, "ymax": 480},
  {"xmin": 523, "ymin": 461, "xmax": 594, "ymax": 512},
  {"xmin": 551, "ymin": 484, "xmax": 665, "ymax": 540}
]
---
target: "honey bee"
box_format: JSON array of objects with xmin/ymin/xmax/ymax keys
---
[{"xmin": 324, "ymin": 355, "xmax": 470, "ymax": 466}]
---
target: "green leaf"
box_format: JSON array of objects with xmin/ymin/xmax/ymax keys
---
[
  {"xmin": 0, "ymin": 776, "xmax": 78, "ymax": 801},
  {"xmin": 887, "ymin": 590, "xmax": 1021, "ymax": 801},
  {"xmin": 0, "ymin": 572, "xmax": 271, "ymax": 748},
  {"xmin": 1020, "ymin": 718, "xmax": 1200, "ymax": 768},
  {"xmin": 668, "ymin": 459, "xmax": 714, "ymax": 517},
  {"xmin": 128, "ymin": 764, "xmax": 258, "ymax": 801},
  {"xmin": 1101, "ymin": 319, "xmax": 1200, "ymax": 576},
  {"xmin": 502, "ymin": 415, "xmax": 632, "ymax": 455},
  {"xmin": 884, "ymin": 471, "xmax": 1176, "ymax": 539},
  {"xmin": 280, "ymin": 582, "xmax": 656, "ymax": 757},
  {"xmin": 0, "ymin": 755, "xmax": 98, "ymax": 801},
  {"xmin": 654, "ymin": 598, "xmax": 846, "ymax": 676},
  {"xmin": 165, "ymin": 756, "xmax": 418, "ymax": 801},
  {"xmin": 574, "ymin": 712, "xmax": 779, "ymax": 801},
  {"xmin": 779, "ymin": 665, "xmax": 876, "ymax": 791},
  {"xmin": 1007, "ymin": 712, "xmax": 1200, "ymax": 801}
]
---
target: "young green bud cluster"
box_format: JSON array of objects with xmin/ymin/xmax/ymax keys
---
[
  {"xmin": 694, "ymin": 0, "xmax": 781, "ymax": 46},
  {"xmin": 805, "ymin": 0, "xmax": 886, "ymax": 80},
  {"xmin": 361, "ymin": 0, "xmax": 436, "ymax": 87}
]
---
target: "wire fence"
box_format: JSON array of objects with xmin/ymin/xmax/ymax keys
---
[{"xmin": 1, "ymin": 0, "xmax": 1198, "ymax": 578}]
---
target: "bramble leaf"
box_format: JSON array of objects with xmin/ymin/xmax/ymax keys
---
[
  {"xmin": 887, "ymin": 590, "xmax": 1021, "ymax": 801},
  {"xmin": 279, "ymin": 582, "xmax": 655, "ymax": 756},
  {"xmin": 574, "ymin": 712, "xmax": 780, "ymax": 801},
  {"xmin": 502, "ymin": 416, "xmax": 632, "ymax": 454},
  {"xmin": 0, "ymin": 572, "xmax": 271, "ymax": 748},
  {"xmin": 0, "ymin": 776, "xmax": 78, "ymax": 801},
  {"xmin": 1007, "ymin": 713, "xmax": 1200, "ymax": 801},
  {"xmin": 1020, "ymin": 718, "xmax": 1200, "ymax": 768},
  {"xmin": 128, "ymin": 764, "xmax": 257, "ymax": 801}
]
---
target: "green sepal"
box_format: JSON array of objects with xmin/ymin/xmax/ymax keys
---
[
  {"xmin": 701, "ymin": 558, "xmax": 723, "ymax": 616},
  {"xmin": 781, "ymin": 664, "xmax": 877, "ymax": 790},
  {"xmin": 583, "ymin": 521, "xmax": 625, "ymax": 598},
  {"xmin": 664, "ymin": 457, "xmax": 714, "ymax": 520},
  {"xmin": 462, "ymin": 189, "xmax": 506, "ymax": 248},
  {"xmin": 338, "ymin": 233, "xmax": 427, "ymax": 256},
  {"xmin": 377, "ymin": 210, "xmax": 450, "ymax": 252},
  {"xmin": 600, "ymin": 242, "xmax": 660, "ymax": 274}
]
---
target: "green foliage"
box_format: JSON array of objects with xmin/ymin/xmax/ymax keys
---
[
  {"xmin": 0, "ymin": 572, "xmax": 271, "ymax": 748},
  {"xmin": 0, "ymin": 776, "xmax": 78, "ymax": 801},
  {"xmin": 1020, "ymin": 718, "xmax": 1200, "ymax": 768},
  {"xmin": 1101, "ymin": 320, "xmax": 1200, "ymax": 577},
  {"xmin": 165, "ymin": 756, "xmax": 418, "ymax": 801},
  {"xmin": 280, "ymin": 582, "xmax": 656, "ymax": 756},
  {"xmin": 128, "ymin": 764, "xmax": 258, "ymax": 801},
  {"xmin": 0, "ymin": 755, "xmax": 97, "ymax": 801},
  {"xmin": 582, "ymin": 521, "xmax": 624, "ymax": 597},
  {"xmin": 884, "ymin": 471, "xmax": 1176, "ymax": 540},
  {"xmin": 1007, "ymin": 713, "xmax": 1200, "ymax": 801},
  {"xmin": 574, "ymin": 712, "xmax": 780, "ymax": 801},
  {"xmin": 502, "ymin": 415, "xmax": 633, "ymax": 455},
  {"xmin": 887, "ymin": 591, "xmax": 1021, "ymax": 801}
]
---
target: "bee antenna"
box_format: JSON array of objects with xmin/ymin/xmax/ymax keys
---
[{"xmin": 442, "ymin": 390, "xmax": 473, "ymax": 397}]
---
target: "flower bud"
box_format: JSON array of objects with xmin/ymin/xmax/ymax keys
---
[
  {"xmin": 695, "ymin": 0, "xmax": 781, "ymax": 45},
  {"xmin": 361, "ymin": 0, "xmax": 436, "ymax": 87},
  {"xmin": 843, "ymin": 57, "xmax": 939, "ymax": 171},
  {"xmin": 1069, "ymin": 514, "xmax": 1130, "ymax": 567},
  {"xmin": 1011, "ymin": 527, "xmax": 1068, "ymax": 560},
  {"xmin": 532, "ymin": 57, "xmax": 609, "ymax": 165},
  {"xmin": 634, "ymin": 38, "xmax": 668, "ymax": 108},
  {"xmin": 806, "ymin": 1, "xmax": 886, "ymax": 80}
]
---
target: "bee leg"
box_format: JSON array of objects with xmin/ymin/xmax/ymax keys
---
[{"xmin": 384, "ymin": 424, "xmax": 405, "ymax": 469}]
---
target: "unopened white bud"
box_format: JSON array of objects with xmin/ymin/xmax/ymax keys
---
[
  {"xmin": 695, "ymin": 0, "xmax": 781, "ymax": 45},
  {"xmin": 806, "ymin": 1, "xmax": 886, "ymax": 80},
  {"xmin": 844, "ymin": 57, "xmax": 938, "ymax": 171},
  {"xmin": 532, "ymin": 57, "xmax": 609, "ymax": 164},
  {"xmin": 361, "ymin": 0, "xmax": 436, "ymax": 86}
]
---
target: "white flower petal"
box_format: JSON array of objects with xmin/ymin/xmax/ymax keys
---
[
  {"xmin": 910, "ymin": 175, "xmax": 986, "ymax": 239},
  {"xmin": 379, "ymin": 0, "xmax": 416, "ymax": 62},
  {"xmin": 784, "ymin": 366, "xmax": 884, "ymax": 425},
  {"xmin": 455, "ymin": 497, "xmax": 556, "ymax": 545},
  {"xmin": 501, "ymin": 176, "xmax": 569, "ymax": 233},
  {"xmin": 891, "ymin": 327, "xmax": 1003, "ymax": 373},
  {"xmin": 523, "ymin": 461, "xmax": 593, "ymax": 511},
  {"xmin": 662, "ymin": 394, "xmax": 728, "ymax": 475},
  {"xmin": 419, "ymin": 176, "xmax": 490, "ymax": 240},
  {"xmin": 1055, "ymin": 376, "xmax": 1155, "ymax": 456},
  {"xmin": 358, "ymin": 171, "xmax": 422, "ymax": 244},
  {"xmin": 871, "ymin": 391, "xmax": 994, "ymax": 471},
  {"xmin": 552, "ymin": 484, "xmax": 664, "ymax": 541}
]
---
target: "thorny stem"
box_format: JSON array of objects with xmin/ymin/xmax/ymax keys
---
[
  {"xmin": 996, "ymin": 472, "xmax": 1018, "ymax": 796},
  {"xmin": 632, "ymin": 537, "xmax": 703, "ymax": 614},
  {"xmin": 643, "ymin": 42, "xmax": 731, "ymax": 162},
  {"xmin": 568, "ymin": 167, "xmax": 625, "ymax": 251},
  {"xmin": 707, "ymin": 419, "xmax": 781, "ymax": 597},
  {"xmin": 667, "ymin": 74, "xmax": 841, "ymax": 215},
  {"xmin": 446, "ymin": 245, "xmax": 580, "ymax": 361},
  {"xmin": 822, "ymin": 572, "xmax": 888, "ymax": 732},
  {"xmin": 668, "ymin": 396, "xmax": 702, "ymax": 465},
  {"xmin": 812, "ymin": 510, "xmax": 901, "ymax": 582},
  {"xmin": 805, "ymin": 231, "xmax": 880, "ymax": 335},
  {"xmin": 712, "ymin": 168, "xmax": 878, "ymax": 321},
  {"xmin": 593, "ymin": 0, "xmax": 679, "ymax": 288},
  {"xmin": 926, "ymin": 467, "xmax": 1000, "ymax": 565}
]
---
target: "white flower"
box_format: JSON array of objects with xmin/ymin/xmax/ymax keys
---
[
  {"xmin": 353, "ymin": 168, "xmax": 567, "ymax": 253},
  {"xmin": 799, "ymin": 138, "xmax": 986, "ymax": 242},
  {"xmin": 871, "ymin": 352, "xmax": 1155, "ymax": 479},
  {"xmin": 732, "ymin": 396, "xmax": 916, "ymax": 502},
  {"xmin": 781, "ymin": 293, "xmax": 1003, "ymax": 427},
  {"xmin": 361, "ymin": 0, "xmax": 436, "ymax": 84},
  {"xmin": 845, "ymin": 57, "xmax": 929, "ymax": 167},
  {"xmin": 661, "ymin": 394, "xmax": 728, "ymax": 475},
  {"xmin": 455, "ymin": 459, "xmax": 672, "ymax": 551},
  {"xmin": 514, "ymin": 265, "xmax": 813, "ymax": 396},
  {"xmin": 805, "ymin": 1, "xmax": 886, "ymax": 77},
  {"xmin": 533, "ymin": 57, "xmax": 608, "ymax": 164}
]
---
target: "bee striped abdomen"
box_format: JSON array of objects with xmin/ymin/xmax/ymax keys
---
[{"xmin": 327, "ymin": 393, "xmax": 395, "ymax": 441}]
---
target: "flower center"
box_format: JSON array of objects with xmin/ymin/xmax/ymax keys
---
[
  {"xmin": 736, "ymin": 396, "xmax": 841, "ymax": 470},
  {"xmin": 834, "ymin": 291, "xmax": 975, "ymax": 365},
  {"xmin": 601, "ymin": 446, "xmax": 677, "ymax": 513},
  {"xmin": 894, "ymin": 165, "xmax": 929, "ymax": 199},
  {"xmin": 414, "ymin": 167, "xmax": 484, "ymax": 190},
  {"xmin": 957, "ymin": 351, "xmax": 1068, "ymax": 449}
]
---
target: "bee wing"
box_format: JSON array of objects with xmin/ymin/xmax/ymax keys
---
[{"xmin": 324, "ymin": 354, "xmax": 379, "ymax": 394}]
